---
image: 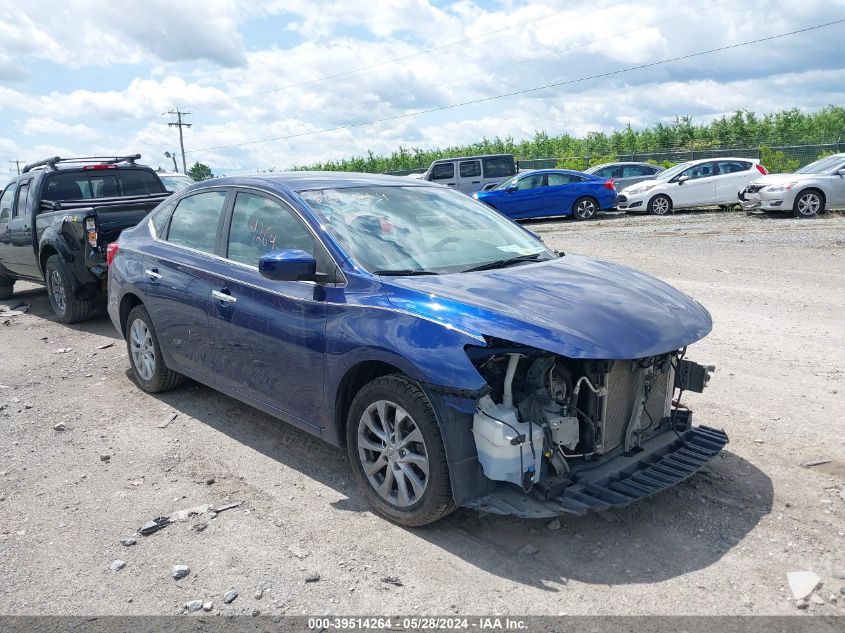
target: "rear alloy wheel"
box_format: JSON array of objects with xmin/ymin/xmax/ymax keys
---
[
  {"xmin": 125, "ymin": 305, "xmax": 183, "ymax": 393},
  {"xmin": 648, "ymin": 194, "xmax": 672, "ymax": 216},
  {"xmin": 793, "ymin": 189, "xmax": 823, "ymax": 218},
  {"xmin": 45, "ymin": 254, "xmax": 94, "ymax": 323},
  {"xmin": 347, "ymin": 374, "xmax": 455, "ymax": 526},
  {"xmin": 572, "ymin": 197, "xmax": 598, "ymax": 220}
]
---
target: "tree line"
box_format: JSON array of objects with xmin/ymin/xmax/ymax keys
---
[{"xmin": 294, "ymin": 106, "xmax": 845, "ymax": 174}]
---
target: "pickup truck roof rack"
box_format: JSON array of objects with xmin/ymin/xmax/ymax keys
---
[{"xmin": 22, "ymin": 154, "xmax": 143, "ymax": 174}]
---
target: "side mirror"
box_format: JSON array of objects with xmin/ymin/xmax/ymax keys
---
[
  {"xmin": 505, "ymin": 184, "xmax": 518, "ymax": 193},
  {"xmin": 259, "ymin": 249, "xmax": 317, "ymax": 282},
  {"xmin": 677, "ymin": 175, "xmax": 690, "ymax": 185},
  {"xmin": 837, "ymin": 168, "xmax": 845, "ymax": 176}
]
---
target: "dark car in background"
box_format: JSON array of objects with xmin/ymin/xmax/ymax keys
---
[
  {"xmin": 107, "ymin": 171, "xmax": 724, "ymax": 527},
  {"xmin": 0, "ymin": 155, "xmax": 170, "ymax": 321},
  {"xmin": 473, "ymin": 168, "xmax": 618, "ymax": 220},
  {"xmin": 585, "ymin": 161, "xmax": 665, "ymax": 190}
]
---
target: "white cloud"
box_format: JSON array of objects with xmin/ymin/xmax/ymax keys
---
[{"xmin": 23, "ymin": 118, "xmax": 99, "ymax": 140}]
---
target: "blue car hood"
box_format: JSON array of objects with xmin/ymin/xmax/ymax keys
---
[{"xmin": 382, "ymin": 254, "xmax": 712, "ymax": 359}]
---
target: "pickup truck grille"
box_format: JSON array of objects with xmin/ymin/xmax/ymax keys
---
[{"xmin": 600, "ymin": 361, "xmax": 672, "ymax": 453}]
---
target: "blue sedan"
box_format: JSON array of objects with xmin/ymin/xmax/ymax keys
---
[
  {"xmin": 107, "ymin": 172, "xmax": 725, "ymax": 526},
  {"xmin": 474, "ymin": 168, "xmax": 618, "ymax": 220}
]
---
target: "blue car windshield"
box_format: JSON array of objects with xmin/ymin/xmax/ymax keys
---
[{"xmin": 300, "ymin": 185, "xmax": 553, "ymax": 274}]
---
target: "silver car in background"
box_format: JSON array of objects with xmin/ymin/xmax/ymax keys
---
[
  {"xmin": 739, "ymin": 153, "xmax": 845, "ymax": 218},
  {"xmin": 585, "ymin": 161, "xmax": 665, "ymax": 191}
]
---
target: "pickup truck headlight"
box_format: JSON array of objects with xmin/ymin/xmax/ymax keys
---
[
  {"xmin": 627, "ymin": 184, "xmax": 656, "ymax": 195},
  {"xmin": 763, "ymin": 182, "xmax": 797, "ymax": 193}
]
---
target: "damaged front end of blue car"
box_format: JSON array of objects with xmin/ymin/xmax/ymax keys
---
[{"xmin": 387, "ymin": 257, "xmax": 728, "ymax": 519}]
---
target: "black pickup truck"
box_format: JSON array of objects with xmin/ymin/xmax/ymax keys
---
[{"xmin": 0, "ymin": 155, "xmax": 171, "ymax": 322}]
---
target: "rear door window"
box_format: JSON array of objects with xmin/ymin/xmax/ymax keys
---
[
  {"xmin": 622, "ymin": 165, "xmax": 651, "ymax": 177},
  {"xmin": 459, "ymin": 161, "xmax": 481, "ymax": 178},
  {"xmin": 119, "ymin": 169, "xmax": 166, "ymax": 195},
  {"xmin": 546, "ymin": 173, "xmax": 576, "ymax": 186},
  {"xmin": 429, "ymin": 163, "xmax": 455, "ymax": 181},
  {"xmin": 482, "ymin": 156, "xmax": 515, "ymax": 178},
  {"xmin": 226, "ymin": 192, "xmax": 316, "ymax": 267},
  {"xmin": 14, "ymin": 181, "xmax": 31, "ymax": 218},
  {"xmin": 717, "ymin": 160, "xmax": 750, "ymax": 174},
  {"xmin": 681, "ymin": 162, "xmax": 717, "ymax": 180},
  {"xmin": 166, "ymin": 190, "xmax": 228, "ymax": 254}
]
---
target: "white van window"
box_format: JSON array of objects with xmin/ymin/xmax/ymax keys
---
[{"xmin": 482, "ymin": 156, "xmax": 515, "ymax": 178}]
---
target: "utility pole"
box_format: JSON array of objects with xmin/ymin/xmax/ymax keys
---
[
  {"xmin": 165, "ymin": 109, "xmax": 192, "ymax": 174},
  {"xmin": 8, "ymin": 160, "xmax": 22, "ymax": 175}
]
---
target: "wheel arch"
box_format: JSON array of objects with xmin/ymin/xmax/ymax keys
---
[
  {"xmin": 647, "ymin": 192, "xmax": 673, "ymax": 214},
  {"xmin": 333, "ymin": 360, "xmax": 408, "ymax": 447},
  {"xmin": 118, "ymin": 292, "xmax": 144, "ymax": 337}
]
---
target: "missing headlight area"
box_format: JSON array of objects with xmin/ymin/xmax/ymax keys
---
[{"xmin": 465, "ymin": 341, "xmax": 722, "ymax": 513}]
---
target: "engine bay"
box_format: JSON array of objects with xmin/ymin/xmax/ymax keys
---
[{"xmin": 468, "ymin": 343, "xmax": 713, "ymax": 496}]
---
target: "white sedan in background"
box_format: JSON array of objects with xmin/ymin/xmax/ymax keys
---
[
  {"xmin": 739, "ymin": 152, "xmax": 845, "ymax": 218},
  {"xmin": 618, "ymin": 157, "xmax": 768, "ymax": 215}
]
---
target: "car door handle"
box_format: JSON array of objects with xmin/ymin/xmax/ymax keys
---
[
  {"xmin": 471, "ymin": 181, "xmax": 480, "ymax": 184},
  {"xmin": 211, "ymin": 289, "xmax": 237, "ymax": 304},
  {"xmin": 144, "ymin": 268, "xmax": 162, "ymax": 280}
]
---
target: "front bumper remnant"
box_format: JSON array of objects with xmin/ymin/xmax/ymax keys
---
[{"xmin": 462, "ymin": 425, "xmax": 728, "ymax": 518}]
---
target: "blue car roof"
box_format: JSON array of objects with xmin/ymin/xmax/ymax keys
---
[{"xmin": 191, "ymin": 171, "xmax": 434, "ymax": 193}]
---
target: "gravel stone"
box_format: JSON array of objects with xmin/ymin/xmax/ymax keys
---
[
  {"xmin": 202, "ymin": 601, "xmax": 213, "ymax": 612},
  {"xmin": 305, "ymin": 572, "xmax": 321, "ymax": 583},
  {"xmin": 517, "ymin": 544, "xmax": 539, "ymax": 556},
  {"xmin": 223, "ymin": 590, "xmax": 238, "ymax": 604},
  {"xmin": 546, "ymin": 519, "xmax": 562, "ymax": 531},
  {"xmin": 184, "ymin": 600, "xmax": 203, "ymax": 612},
  {"xmin": 120, "ymin": 537, "xmax": 136, "ymax": 547},
  {"xmin": 172, "ymin": 565, "xmax": 190, "ymax": 580},
  {"xmin": 109, "ymin": 560, "xmax": 126, "ymax": 571}
]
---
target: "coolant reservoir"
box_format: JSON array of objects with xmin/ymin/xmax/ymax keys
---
[{"xmin": 472, "ymin": 395, "xmax": 543, "ymax": 487}]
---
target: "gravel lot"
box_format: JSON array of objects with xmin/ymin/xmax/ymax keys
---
[{"xmin": 1, "ymin": 210, "xmax": 843, "ymax": 616}]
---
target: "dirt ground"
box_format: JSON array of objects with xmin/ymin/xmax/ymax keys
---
[{"xmin": 0, "ymin": 210, "xmax": 843, "ymax": 616}]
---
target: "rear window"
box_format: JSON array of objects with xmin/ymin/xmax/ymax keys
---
[
  {"xmin": 482, "ymin": 156, "xmax": 516, "ymax": 178},
  {"xmin": 42, "ymin": 169, "xmax": 166, "ymax": 201}
]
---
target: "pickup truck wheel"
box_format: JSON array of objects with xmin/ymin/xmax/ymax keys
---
[
  {"xmin": 125, "ymin": 305, "xmax": 183, "ymax": 393},
  {"xmin": 45, "ymin": 254, "xmax": 94, "ymax": 323},
  {"xmin": 347, "ymin": 374, "xmax": 455, "ymax": 526},
  {"xmin": 0, "ymin": 281, "xmax": 13, "ymax": 301}
]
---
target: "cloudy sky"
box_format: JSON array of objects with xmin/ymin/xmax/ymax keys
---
[{"xmin": 1, "ymin": 0, "xmax": 843, "ymax": 184}]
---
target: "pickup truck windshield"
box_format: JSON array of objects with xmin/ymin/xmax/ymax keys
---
[
  {"xmin": 300, "ymin": 185, "xmax": 553, "ymax": 274},
  {"xmin": 42, "ymin": 169, "xmax": 166, "ymax": 201}
]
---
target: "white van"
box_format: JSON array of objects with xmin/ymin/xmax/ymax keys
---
[{"xmin": 422, "ymin": 154, "xmax": 516, "ymax": 194}]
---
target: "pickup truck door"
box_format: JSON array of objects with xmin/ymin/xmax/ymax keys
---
[{"xmin": 0, "ymin": 180, "xmax": 40, "ymax": 279}]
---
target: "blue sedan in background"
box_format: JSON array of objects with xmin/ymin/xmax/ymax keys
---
[
  {"xmin": 474, "ymin": 168, "xmax": 618, "ymax": 220},
  {"xmin": 107, "ymin": 172, "xmax": 724, "ymax": 526}
]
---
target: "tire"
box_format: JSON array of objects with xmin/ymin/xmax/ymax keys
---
[
  {"xmin": 793, "ymin": 189, "xmax": 824, "ymax": 218},
  {"xmin": 45, "ymin": 254, "xmax": 95, "ymax": 324},
  {"xmin": 0, "ymin": 281, "xmax": 13, "ymax": 301},
  {"xmin": 125, "ymin": 305, "xmax": 183, "ymax": 393},
  {"xmin": 647, "ymin": 194, "xmax": 672, "ymax": 216},
  {"xmin": 572, "ymin": 197, "xmax": 598, "ymax": 220},
  {"xmin": 346, "ymin": 374, "xmax": 455, "ymax": 527}
]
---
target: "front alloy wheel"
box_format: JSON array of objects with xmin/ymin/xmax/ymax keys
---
[
  {"xmin": 347, "ymin": 374, "xmax": 455, "ymax": 526},
  {"xmin": 357, "ymin": 400, "xmax": 429, "ymax": 507},
  {"xmin": 794, "ymin": 190, "xmax": 822, "ymax": 218}
]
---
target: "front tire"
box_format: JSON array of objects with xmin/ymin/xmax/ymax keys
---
[
  {"xmin": 125, "ymin": 305, "xmax": 183, "ymax": 393},
  {"xmin": 347, "ymin": 374, "xmax": 455, "ymax": 526},
  {"xmin": 793, "ymin": 189, "xmax": 824, "ymax": 218},
  {"xmin": 572, "ymin": 197, "xmax": 598, "ymax": 220},
  {"xmin": 45, "ymin": 254, "xmax": 94, "ymax": 323},
  {"xmin": 648, "ymin": 194, "xmax": 672, "ymax": 216}
]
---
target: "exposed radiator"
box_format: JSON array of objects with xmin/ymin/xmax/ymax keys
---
[{"xmin": 599, "ymin": 361, "xmax": 672, "ymax": 453}]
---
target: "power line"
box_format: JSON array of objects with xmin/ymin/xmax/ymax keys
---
[
  {"xmin": 165, "ymin": 109, "xmax": 192, "ymax": 172},
  {"xmin": 188, "ymin": 18, "xmax": 845, "ymax": 154},
  {"xmin": 8, "ymin": 160, "xmax": 23, "ymax": 175},
  {"xmin": 187, "ymin": 0, "xmax": 613, "ymax": 109},
  {"xmin": 199, "ymin": 0, "xmax": 735, "ymax": 143}
]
